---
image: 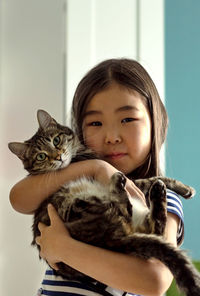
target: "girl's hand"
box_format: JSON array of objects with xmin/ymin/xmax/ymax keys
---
[
  {"xmin": 125, "ymin": 178, "xmax": 147, "ymax": 206},
  {"xmin": 94, "ymin": 160, "xmax": 147, "ymax": 207},
  {"xmin": 35, "ymin": 204, "xmax": 70, "ymax": 270}
]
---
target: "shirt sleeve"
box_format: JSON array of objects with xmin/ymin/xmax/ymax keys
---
[{"xmin": 166, "ymin": 189, "xmax": 184, "ymax": 246}]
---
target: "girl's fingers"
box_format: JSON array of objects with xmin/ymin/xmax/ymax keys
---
[
  {"xmin": 126, "ymin": 179, "xmax": 146, "ymax": 206},
  {"xmin": 38, "ymin": 222, "xmax": 46, "ymax": 232},
  {"xmin": 47, "ymin": 204, "xmax": 60, "ymax": 224},
  {"xmin": 35, "ymin": 236, "xmax": 41, "ymax": 245},
  {"xmin": 49, "ymin": 262, "xmax": 59, "ymax": 271},
  {"xmin": 35, "ymin": 235, "xmax": 46, "ymax": 259},
  {"xmin": 37, "ymin": 205, "xmax": 59, "ymax": 235}
]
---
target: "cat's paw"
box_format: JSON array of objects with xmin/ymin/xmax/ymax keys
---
[
  {"xmin": 149, "ymin": 180, "xmax": 167, "ymax": 235},
  {"xmin": 110, "ymin": 172, "xmax": 127, "ymax": 191},
  {"xmin": 149, "ymin": 179, "xmax": 166, "ymax": 203}
]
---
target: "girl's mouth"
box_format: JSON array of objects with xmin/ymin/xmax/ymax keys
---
[{"xmin": 105, "ymin": 153, "xmax": 127, "ymax": 161}]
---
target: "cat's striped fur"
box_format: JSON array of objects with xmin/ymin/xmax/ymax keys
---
[{"xmin": 8, "ymin": 110, "xmax": 200, "ymax": 296}]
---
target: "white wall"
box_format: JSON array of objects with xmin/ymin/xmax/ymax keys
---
[
  {"xmin": 0, "ymin": 1, "xmax": 164, "ymax": 295},
  {"xmin": 65, "ymin": 0, "xmax": 138, "ymax": 117},
  {"xmin": 0, "ymin": 1, "xmax": 66, "ymax": 295},
  {"xmin": 66, "ymin": 0, "xmax": 164, "ymax": 119}
]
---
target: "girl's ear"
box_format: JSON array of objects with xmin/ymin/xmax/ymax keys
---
[
  {"xmin": 37, "ymin": 109, "xmax": 56, "ymax": 130},
  {"xmin": 8, "ymin": 142, "xmax": 28, "ymax": 160}
]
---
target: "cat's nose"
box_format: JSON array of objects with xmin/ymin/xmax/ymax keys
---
[{"xmin": 56, "ymin": 153, "xmax": 62, "ymax": 161}]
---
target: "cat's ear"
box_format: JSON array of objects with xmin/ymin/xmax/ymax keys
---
[
  {"xmin": 8, "ymin": 142, "xmax": 28, "ymax": 160},
  {"xmin": 37, "ymin": 109, "xmax": 56, "ymax": 130}
]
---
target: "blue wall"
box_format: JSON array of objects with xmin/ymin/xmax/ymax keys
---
[{"xmin": 165, "ymin": 0, "xmax": 200, "ymax": 259}]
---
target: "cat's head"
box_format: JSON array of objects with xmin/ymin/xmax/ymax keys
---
[{"xmin": 8, "ymin": 110, "xmax": 79, "ymax": 174}]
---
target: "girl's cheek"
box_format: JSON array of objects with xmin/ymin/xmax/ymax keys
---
[
  {"xmin": 84, "ymin": 128, "xmax": 101, "ymax": 145},
  {"xmin": 83, "ymin": 129, "xmax": 91, "ymax": 142},
  {"xmin": 83, "ymin": 127, "xmax": 91, "ymax": 144},
  {"xmin": 86, "ymin": 137, "xmax": 102, "ymax": 155},
  {"xmin": 84, "ymin": 132, "xmax": 96, "ymax": 149}
]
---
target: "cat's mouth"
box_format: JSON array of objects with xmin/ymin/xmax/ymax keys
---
[{"xmin": 59, "ymin": 159, "xmax": 71, "ymax": 169}]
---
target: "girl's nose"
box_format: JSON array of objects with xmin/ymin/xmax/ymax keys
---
[{"xmin": 105, "ymin": 130, "xmax": 122, "ymax": 144}]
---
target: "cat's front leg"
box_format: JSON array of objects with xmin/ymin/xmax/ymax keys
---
[
  {"xmin": 109, "ymin": 172, "xmax": 127, "ymax": 193},
  {"xmin": 148, "ymin": 179, "xmax": 167, "ymax": 235},
  {"xmin": 109, "ymin": 172, "xmax": 133, "ymax": 211}
]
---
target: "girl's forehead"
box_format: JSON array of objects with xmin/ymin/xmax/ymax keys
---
[{"xmin": 86, "ymin": 83, "xmax": 147, "ymax": 112}]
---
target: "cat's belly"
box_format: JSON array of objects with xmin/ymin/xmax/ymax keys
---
[
  {"xmin": 62, "ymin": 177, "xmax": 110, "ymax": 201},
  {"xmin": 129, "ymin": 197, "xmax": 149, "ymax": 230}
]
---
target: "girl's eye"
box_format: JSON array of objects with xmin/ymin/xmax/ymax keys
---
[
  {"xmin": 88, "ymin": 121, "xmax": 102, "ymax": 126},
  {"xmin": 53, "ymin": 136, "xmax": 61, "ymax": 146},
  {"xmin": 36, "ymin": 153, "xmax": 47, "ymax": 161},
  {"xmin": 121, "ymin": 118, "xmax": 135, "ymax": 123}
]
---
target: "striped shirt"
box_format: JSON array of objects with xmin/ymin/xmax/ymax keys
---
[
  {"xmin": 166, "ymin": 189, "xmax": 184, "ymax": 246},
  {"xmin": 37, "ymin": 190, "xmax": 184, "ymax": 296}
]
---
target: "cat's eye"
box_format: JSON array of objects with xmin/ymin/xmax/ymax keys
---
[
  {"xmin": 53, "ymin": 136, "xmax": 61, "ymax": 146},
  {"xmin": 36, "ymin": 153, "xmax": 47, "ymax": 161}
]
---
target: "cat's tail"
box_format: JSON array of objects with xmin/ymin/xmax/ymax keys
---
[
  {"xmin": 135, "ymin": 177, "xmax": 195, "ymax": 199},
  {"xmin": 115, "ymin": 233, "xmax": 200, "ymax": 296},
  {"xmin": 158, "ymin": 177, "xmax": 195, "ymax": 199}
]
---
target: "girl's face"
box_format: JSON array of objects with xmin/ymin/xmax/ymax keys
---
[{"xmin": 82, "ymin": 83, "xmax": 152, "ymax": 175}]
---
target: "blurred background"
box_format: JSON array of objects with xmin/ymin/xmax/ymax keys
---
[{"xmin": 0, "ymin": 0, "xmax": 199, "ymax": 295}]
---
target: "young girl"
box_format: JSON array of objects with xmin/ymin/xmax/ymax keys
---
[{"xmin": 10, "ymin": 58, "xmax": 184, "ymax": 296}]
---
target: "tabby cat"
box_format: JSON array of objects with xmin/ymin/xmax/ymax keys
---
[{"xmin": 8, "ymin": 110, "xmax": 200, "ymax": 296}]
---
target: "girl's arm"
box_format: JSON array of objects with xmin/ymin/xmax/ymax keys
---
[
  {"xmin": 36, "ymin": 205, "xmax": 178, "ymax": 296},
  {"xmin": 9, "ymin": 159, "xmax": 145, "ymax": 214},
  {"xmin": 9, "ymin": 159, "xmax": 106, "ymax": 214}
]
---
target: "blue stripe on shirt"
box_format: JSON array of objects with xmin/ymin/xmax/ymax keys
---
[{"xmin": 166, "ymin": 189, "xmax": 184, "ymax": 245}]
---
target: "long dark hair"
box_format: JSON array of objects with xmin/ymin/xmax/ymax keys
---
[{"xmin": 71, "ymin": 58, "xmax": 168, "ymax": 179}]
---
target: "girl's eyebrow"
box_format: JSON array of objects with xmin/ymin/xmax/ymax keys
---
[
  {"xmin": 116, "ymin": 105, "xmax": 140, "ymax": 112},
  {"xmin": 84, "ymin": 105, "xmax": 140, "ymax": 118},
  {"xmin": 84, "ymin": 110, "xmax": 102, "ymax": 117}
]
